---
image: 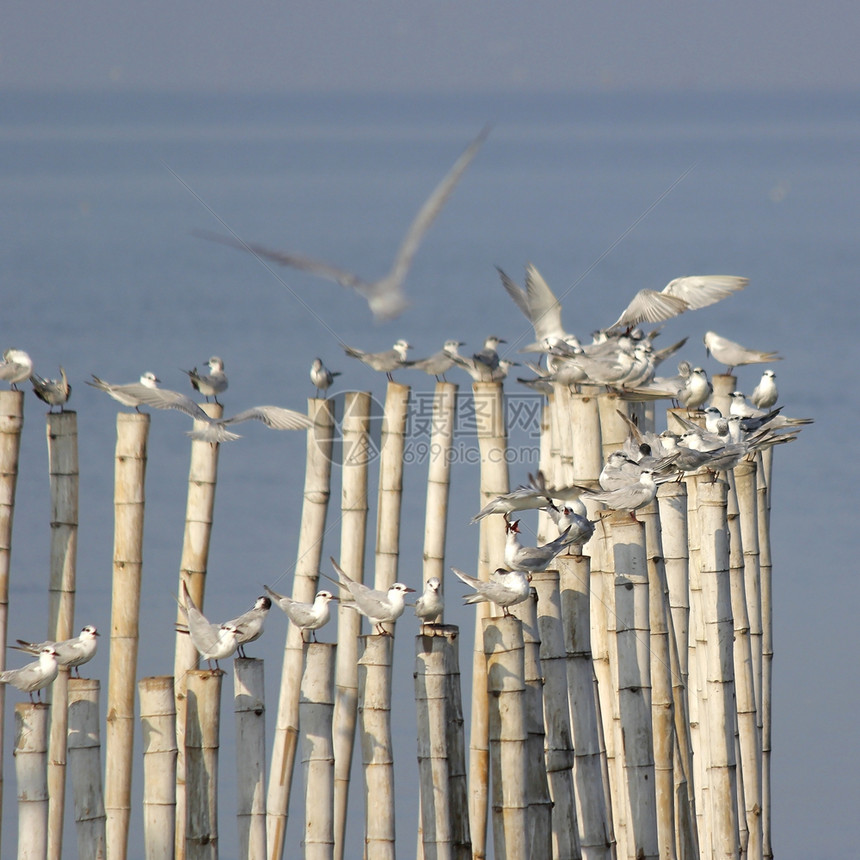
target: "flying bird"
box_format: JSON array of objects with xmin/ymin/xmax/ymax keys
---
[
  {"xmin": 264, "ymin": 586, "xmax": 336, "ymax": 642},
  {"xmin": 188, "ymin": 405, "xmax": 314, "ymax": 442},
  {"xmin": 13, "ymin": 625, "xmax": 99, "ymax": 678}
]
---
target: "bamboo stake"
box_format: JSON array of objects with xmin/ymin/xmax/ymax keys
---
[
  {"xmin": 235, "ymin": 659, "xmax": 266, "ymax": 860},
  {"xmin": 15, "ymin": 702, "xmax": 49, "ymax": 860},
  {"xmin": 300, "ymin": 643, "xmax": 336, "ymax": 860},
  {"xmin": 358, "ymin": 635, "xmax": 395, "ymax": 860},
  {"xmin": 710, "ymin": 375, "xmax": 735, "ymax": 419},
  {"xmin": 0, "ymin": 389, "xmax": 25, "ymax": 856},
  {"xmin": 67, "ymin": 678, "xmax": 107, "ymax": 860},
  {"xmin": 529, "ymin": 570, "xmax": 582, "ymax": 860},
  {"xmin": 443, "ymin": 631, "xmax": 471, "ymax": 860},
  {"xmin": 139, "ymin": 676, "xmax": 177, "ymax": 860},
  {"xmin": 332, "ymin": 391, "xmax": 371, "ymax": 860},
  {"xmin": 267, "ymin": 398, "xmax": 334, "ymax": 860},
  {"xmin": 174, "ymin": 402, "xmax": 224, "ymax": 860},
  {"xmin": 185, "ymin": 670, "xmax": 223, "ymax": 860},
  {"xmin": 536, "ymin": 401, "xmax": 552, "ymax": 543},
  {"xmin": 45, "ymin": 410, "xmax": 79, "ymax": 860},
  {"xmin": 105, "ymin": 412, "xmax": 150, "ymax": 860},
  {"xmin": 482, "ymin": 616, "xmax": 528, "ymax": 860},
  {"xmin": 557, "ymin": 553, "xmax": 613, "ymax": 860},
  {"xmin": 610, "ymin": 512, "xmax": 659, "ymax": 860}
]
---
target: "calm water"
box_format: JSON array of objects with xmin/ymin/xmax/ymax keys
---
[{"xmin": 1, "ymin": 91, "xmax": 858, "ymax": 858}]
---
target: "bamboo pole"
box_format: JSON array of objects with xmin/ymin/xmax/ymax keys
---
[
  {"xmin": 139, "ymin": 676, "xmax": 177, "ymax": 860},
  {"xmin": 482, "ymin": 616, "xmax": 528, "ymax": 860},
  {"xmin": 610, "ymin": 512, "xmax": 659, "ymax": 860},
  {"xmin": 536, "ymin": 401, "xmax": 552, "ymax": 543},
  {"xmin": 332, "ymin": 391, "xmax": 371, "ymax": 860},
  {"xmin": 529, "ymin": 570, "xmax": 582, "ymax": 860},
  {"xmin": 45, "ymin": 410, "xmax": 79, "ymax": 860},
  {"xmin": 469, "ymin": 381, "xmax": 509, "ymax": 859},
  {"xmin": 0, "ymin": 389, "xmax": 25, "ymax": 855},
  {"xmin": 443, "ymin": 631, "xmax": 471, "ymax": 860},
  {"xmin": 15, "ymin": 702, "xmax": 50, "ymax": 860},
  {"xmin": 105, "ymin": 411, "xmax": 150, "ymax": 860},
  {"xmin": 174, "ymin": 402, "xmax": 224, "ymax": 860},
  {"xmin": 710, "ymin": 375, "xmax": 735, "ymax": 419},
  {"xmin": 300, "ymin": 643, "xmax": 336, "ymax": 860},
  {"xmin": 185, "ymin": 669, "xmax": 223, "ymax": 860},
  {"xmin": 235, "ymin": 659, "xmax": 266, "ymax": 860},
  {"xmin": 67, "ymin": 678, "xmax": 107, "ymax": 860},
  {"xmin": 358, "ymin": 634, "xmax": 395, "ymax": 860},
  {"xmin": 267, "ymin": 397, "xmax": 334, "ymax": 860}
]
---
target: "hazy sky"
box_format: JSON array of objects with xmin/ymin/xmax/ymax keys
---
[{"xmin": 4, "ymin": 1, "xmax": 859, "ymax": 93}]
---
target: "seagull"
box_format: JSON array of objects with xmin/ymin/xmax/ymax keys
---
[
  {"xmin": 451, "ymin": 567, "xmax": 532, "ymax": 617},
  {"xmin": 310, "ymin": 358, "xmax": 341, "ymax": 397},
  {"xmin": 194, "ymin": 127, "xmax": 489, "ymax": 321},
  {"xmin": 30, "ymin": 366, "xmax": 71, "ymax": 411},
  {"xmin": 0, "ymin": 646, "xmax": 59, "ymax": 702},
  {"xmin": 704, "ymin": 331, "xmax": 782, "ymax": 373},
  {"xmin": 264, "ymin": 586, "xmax": 336, "ymax": 642},
  {"xmin": 407, "ymin": 340, "xmax": 465, "ymax": 382},
  {"xmin": 225, "ymin": 595, "xmax": 271, "ymax": 658},
  {"xmin": 177, "ymin": 583, "xmax": 241, "ymax": 670},
  {"xmin": 13, "ymin": 625, "xmax": 99, "ymax": 678},
  {"xmin": 413, "ymin": 577, "xmax": 444, "ymax": 627},
  {"xmin": 327, "ymin": 557, "xmax": 415, "ymax": 635},
  {"xmin": 342, "ymin": 339, "xmax": 411, "ymax": 381},
  {"xmin": 504, "ymin": 520, "xmax": 575, "ymax": 572},
  {"xmin": 0, "ymin": 349, "xmax": 34, "ymax": 390},
  {"xmin": 750, "ymin": 369, "xmax": 778, "ymax": 409},
  {"xmin": 183, "ymin": 356, "xmax": 228, "ymax": 404},
  {"xmin": 188, "ymin": 404, "xmax": 313, "ymax": 442}
]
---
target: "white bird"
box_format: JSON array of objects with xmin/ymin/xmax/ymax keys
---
[
  {"xmin": 226, "ymin": 595, "xmax": 271, "ymax": 657},
  {"xmin": 407, "ymin": 340, "xmax": 464, "ymax": 381},
  {"xmin": 584, "ymin": 469, "xmax": 659, "ymax": 515},
  {"xmin": 544, "ymin": 504, "xmax": 596, "ymax": 547},
  {"xmin": 750, "ymin": 369, "xmax": 778, "ymax": 409},
  {"xmin": 0, "ymin": 349, "xmax": 34, "ymax": 390},
  {"xmin": 189, "ymin": 404, "xmax": 314, "ymax": 442},
  {"xmin": 504, "ymin": 520, "xmax": 574, "ymax": 571},
  {"xmin": 342, "ymin": 339, "xmax": 411, "ymax": 381},
  {"xmin": 472, "ymin": 484, "xmax": 554, "ymax": 523},
  {"xmin": 194, "ymin": 127, "xmax": 488, "ymax": 320},
  {"xmin": 30, "ymin": 366, "xmax": 71, "ymax": 411},
  {"xmin": 0, "ymin": 646, "xmax": 59, "ymax": 701},
  {"xmin": 413, "ymin": 577, "xmax": 444, "ymax": 626},
  {"xmin": 451, "ymin": 567, "xmax": 532, "ymax": 616},
  {"xmin": 328, "ymin": 558, "xmax": 415, "ymax": 635},
  {"xmin": 183, "ymin": 356, "xmax": 228, "ymax": 404},
  {"xmin": 13, "ymin": 625, "xmax": 99, "ymax": 678},
  {"xmin": 310, "ymin": 358, "xmax": 341, "ymax": 397},
  {"xmin": 86, "ymin": 371, "xmax": 160, "ymax": 409},
  {"xmin": 728, "ymin": 391, "xmax": 813, "ymax": 430},
  {"xmin": 264, "ymin": 585, "xmax": 336, "ymax": 642},
  {"xmin": 177, "ymin": 583, "xmax": 241, "ymax": 670},
  {"xmin": 473, "ymin": 335, "xmax": 506, "ymax": 373},
  {"xmin": 704, "ymin": 331, "xmax": 782, "ymax": 373}
]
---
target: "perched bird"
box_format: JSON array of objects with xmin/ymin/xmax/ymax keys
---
[
  {"xmin": 584, "ymin": 469, "xmax": 659, "ymax": 515},
  {"xmin": 0, "ymin": 349, "xmax": 34, "ymax": 390},
  {"xmin": 328, "ymin": 558, "xmax": 415, "ymax": 635},
  {"xmin": 704, "ymin": 331, "xmax": 782, "ymax": 373},
  {"xmin": 451, "ymin": 567, "xmax": 532, "ymax": 617},
  {"xmin": 189, "ymin": 404, "xmax": 313, "ymax": 442},
  {"xmin": 177, "ymin": 583, "xmax": 241, "ymax": 670},
  {"xmin": 194, "ymin": 127, "xmax": 488, "ymax": 321},
  {"xmin": 451, "ymin": 352, "xmax": 518, "ymax": 382},
  {"xmin": 264, "ymin": 586, "xmax": 336, "ymax": 642},
  {"xmin": 413, "ymin": 577, "xmax": 444, "ymax": 626},
  {"xmin": 310, "ymin": 358, "xmax": 341, "ymax": 397},
  {"xmin": 0, "ymin": 646, "xmax": 58, "ymax": 702},
  {"xmin": 473, "ymin": 336, "xmax": 506, "ymax": 373},
  {"xmin": 504, "ymin": 520, "xmax": 574, "ymax": 572},
  {"xmin": 183, "ymin": 356, "xmax": 228, "ymax": 404},
  {"xmin": 342, "ymin": 339, "xmax": 411, "ymax": 381},
  {"xmin": 728, "ymin": 391, "xmax": 813, "ymax": 430},
  {"xmin": 407, "ymin": 340, "xmax": 465, "ymax": 382},
  {"xmin": 545, "ymin": 504, "xmax": 595, "ymax": 548},
  {"xmin": 30, "ymin": 366, "xmax": 71, "ymax": 411},
  {"xmin": 13, "ymin": 624, "xmax": 99, "ymax": 678},
  {"xmin": 226, "ymin": 595, "xmax": 271, "ymax": 658},
  {"xmin": 86, "ymin": 371, "xmax": 161, "ymax": 410},
  {"xmin": 750, "ymin": 369, "xmax": 778, "ymax": 409}
]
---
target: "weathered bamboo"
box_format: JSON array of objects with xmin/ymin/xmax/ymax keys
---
[
  {"xmin": 267, "ymin": 397, "xmax": 334, "ymax": 860},
  {"xmin": 696, "ymin": 478, "xmax": 740, "ymax": 860},
  {"xmin": 611, "ymin": 512, "xmax": 659, "ymax": 860},
  {"xmin": 422, "ymin": 382, "xmax": 457, "ymax": 615},
  {"xmin": 45, "ymin": 410, "xmax": 79, "ymax": 860},
  {"xmin": 536, "ymin": 401, "xmax": 552, "ymax": 543},
  {"xmin": 469, "ymin": 381, "xmax": 509, "ymax": 859},
  {"xmin": 529, "ymin": 570, "xmax": 581, "ymax": 860},
  {"xmin": 15, "ymin": 702, "xmax": 49, "ymax": 860},
  {"xmin": 710, "ymin": 374, "xmax": 735, "ymax": 419},
  {"xmin": 358, "ymin": 634, "xmax": 395, "ymax": 860},
  {"xmin": 185, "ymin": 669, "xmax": 223, "ymax": 859},
  {"xmin": 482, "ymin": 616, "xmax": 528, "ymax": 860},
  {"xmin": 553, "ymin": 383, "xmax": 575, "ymax": 485},
  {"xmin": 443, "ymin": 631, "xmax": 471, "ymax": 860},
  {"xmin": 300, "ymin": 643, "xmax": 336, "ymax": 860},
  {"xmin": 174, "ymin": 402, "xmax": 223, "ymax": 860},
  {"xmin": 332, "ymin": 391, "xmax": 371, "ymax": 860},
  {"xmin": 105, "ymin": 411, "xmax": 150, "ymax": 860},
  {"xmin": 557, "ymin": 553, "xmax": 613, "ymax": 860},
  {"xmin": 234, "ymin": 659, "xmax": 266, "ymax": 860},
  {"xmin": 67, "ymin": 678, "xmax": 107, "ymax": 860},
  {"xmin": 0, "ymin": 390, "xmax": 25, "ymax": 858},
  {"xmin": 139, "ymin": 676, "xmax": 177, "ymax": 860}
]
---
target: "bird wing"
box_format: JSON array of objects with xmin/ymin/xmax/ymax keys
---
[
  {"xmin": 610, "ymin": 290, "xmax": 690, "ymax": 329},
  {"xmin": 525, "ymin": 263, "xmax": 565, "ymax": 341},
  {"xmin": 497, "ymin": 267, "xmax": 531, "ymax": 319},
  {"xmin": 662, "ymin": 275, "xmax": 748, "ymax": 310},
  {"xmin": 131, "ymin": 386, "xmax": 210, "ymax": 420},
  {"xmin": 221, "ymin": 405, "xmax": 313, "ymax": 430}
]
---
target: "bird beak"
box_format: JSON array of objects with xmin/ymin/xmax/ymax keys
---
[
  {"xmin": 404, "ymin": 587, "xmax": 416, "ymax": 593},
  {"xmin": 458, "ymin": 341, "xmax": 466, "ymax": 346}
]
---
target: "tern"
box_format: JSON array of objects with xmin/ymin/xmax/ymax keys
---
[
  {"xmin": 0, "ymin": 349, "xmax": 34, "ymax": 390},
  {"xmin": 226, "ymin": 595, "xmax": 271, "ymax": 657},
  {"xmin": 30, "ymin": 366, "xmax": 71, "ymax": 411},
  {"xmin": 13, "ymin": 625, "xmax": 99, "ymax": 678},
  {"xmin": 310, "ymin": 358, "xmax": 341, "ymax": 397},
  {"xmin": 473, "ymin": 336, "xmax": 506, "ymax": 373},
  {"xmin": 451, "ymin": 567, "xmax": 532, "ymax": 616},
  {"xmin": 183, "ymin": 356, "xmax": 228, "ymax": 404},
  {"xmin": 264, "ymin": 586, "xmax": 336, "ymax": 642},
  {"xmin": 750, "ymin": 369, "xmax": 778, "ymax": 409},
  {"xmin": 177, "ymin": 583, "xmax": 241, "ymax": 670},
  {"xmin": 0, "ymin": 647, "xmax": 59, "ymax": 702},
  {"xmin": 584, "ymin": 469, "xmax": 659, "ymax": 515},
  {"xmin": 413, "ymin": 577, "xmax": 444, "ymax": 626},
  {"xmin": 545, "ymin": 504, "xmax": 596, "ymax": 547},
  {"xmin": 407, "ymin": 340, "xmax": 465, "ymax": 382},
  {"xmin": 504, "ymin": 520, "xmax": 575, "ymax": 571},
  {"xmin": 342, "ymin": 339, "xmax": 411, "ymax": 381},
  {"xmin": 195, "ymin": 127, "xmax": 488, "ymax": 320},
  {"xmin": 328, "ymin": 557, "xmax": 415, "ymax": 635},
  {"xmin": 704, "ymin": 331, "xmax": 782, "ymax": 373}
]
